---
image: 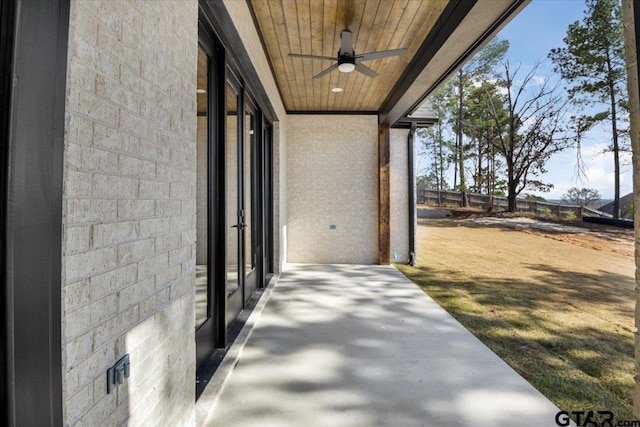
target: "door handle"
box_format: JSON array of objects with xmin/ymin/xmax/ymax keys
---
[{"xmin": 231, "ymin": 224, "xmax": 246, "ymax": 230}]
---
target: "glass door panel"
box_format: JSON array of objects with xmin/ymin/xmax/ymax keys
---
[
  {"xmin": 243, "ymin": 103, "xmax": 258, "ymax": 303},
  {"xmin": 226, "ymin": 83, "xmax": 239, "ymax": 295},
  {"xmin": 226, "ymin": 81, "xmax": 243, "ymax": 326},
  {"xmin": 245, "ymin": 110, "xmax": 255, "ymax": 273}
]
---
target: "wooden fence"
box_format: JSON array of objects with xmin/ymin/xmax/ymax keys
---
[{"xmin": 417, "ymin": 188, "xmax": 610, "ymax": 219}]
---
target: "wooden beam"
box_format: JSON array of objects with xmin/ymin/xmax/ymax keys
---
[{"xmin": 378, "ymin": 123, "xmax": 390, "ymax": 264}]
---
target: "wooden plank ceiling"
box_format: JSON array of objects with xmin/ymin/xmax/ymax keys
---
[{"xmin": 249, "ymin": 0, "xmax": 448, "ymax": 112}]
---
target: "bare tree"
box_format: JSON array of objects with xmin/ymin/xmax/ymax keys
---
[
  {"xmin": 484, "ymin": 62, "xmax": 571, "ymax": 212},
  {"xmin": 561, "ymin": 187, "xmax": 602, "ymax": 206}
]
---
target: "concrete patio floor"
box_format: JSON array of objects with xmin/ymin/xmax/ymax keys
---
[{"xmin": 198, "ymin": 264, "xmax": 568, "ymax": 426}]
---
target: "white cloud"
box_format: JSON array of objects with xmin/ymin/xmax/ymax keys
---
[
  {"xmin": 526, "ymin": 142, "xmax": 631, "ymax": 200},
  {"xmin": 531, "ymin": 75, "xmax": 547, "ymax": 86},
  {"xmin": 580, "ymin": 143, "xmax": 632, "ymax": 199}
]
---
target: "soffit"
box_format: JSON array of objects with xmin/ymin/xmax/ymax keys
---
[
  {"xmin": 247, "ymin": 0, "xmax": 529, "ymax": 120},
  {"xmin": 249, "ymin": 0, "xmax": 448, "ymax": 112},
  {"xmin": 382, "ymin": 0, "xmax": 530, "ymax": 125}
]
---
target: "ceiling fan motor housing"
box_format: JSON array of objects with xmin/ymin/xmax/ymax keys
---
[
  {"xmin": 337, "ymin": 53, "xmax": 356, "ymax": 73},
  {"xmin": 338, "ymin": 53, "xmax": 355, "ymax": 66}
]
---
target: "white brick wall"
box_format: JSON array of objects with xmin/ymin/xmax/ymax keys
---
[
  {"xmin": 286, "ymin": 115, "xmax": 378, "ymax": 264},
  {"xmin": 62, "ymin": 1, "xmax": 198, "ymax": 425}
]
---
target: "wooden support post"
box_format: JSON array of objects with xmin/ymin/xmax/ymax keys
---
[
  {"xmin": 622, "ymin": 0, "xmax": 640, "ymax": 418},
  {"xmin": 378, "ymin": 123, "xmax": 391, "ymax": 265}
]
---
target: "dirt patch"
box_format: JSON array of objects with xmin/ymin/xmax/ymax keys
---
[
  {"xmin": 526, "ymin": 227, "xmax": 633, "ymax": 258},
  {"xmin": 417, "ymin": 205, "xmax": 634, "ymax": 259}
]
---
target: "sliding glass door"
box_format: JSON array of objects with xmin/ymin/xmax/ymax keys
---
[{"xmin": 195, "ymin": 16, "xmax": 274, "ymax": 393}]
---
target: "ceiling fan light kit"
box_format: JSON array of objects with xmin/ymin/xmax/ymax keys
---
[
  {"xmin": 338, "ymin": 62, "xmax": 355, "ymax": 73},
  {"xmin": 288, "ymin": 30, "xmax": 407, "ymax": 79}
]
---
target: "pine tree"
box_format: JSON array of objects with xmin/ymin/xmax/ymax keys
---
[
  {"xmin": 464, "ymin": 81, "xmax": 507, "ymax": 201},
  {"xmin": 447, "ymin": 38, "xmax": 509, "ymax": 206},
  {"xmin": 417, "ymin": 87, "xmax": 451, "ymax": 203},
  {"xmin": 549, "ymin": 0, "xmax": 627, "ymax": 219}
]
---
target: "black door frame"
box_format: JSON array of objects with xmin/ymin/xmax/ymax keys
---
[
  {"xmin": 3, "ymin": 0, "xmax": 68, "ymax": 424},
  {"xmin": 262, "ymin": 121, "xmax": 274, "ymax": 285},
  {"xmin": 196, "ymin": 0, "xmax": 278, "ymax": 398},
  {"xmin": 0, "ymin": 0, "xmax": 14, "ymax": 420},
  {"xmin": 242, "ymin": 94, "xmax": 261, "ymax": 303},
  {"xmin": 195, "ymin": 26, "xmax": 227, "ymax": 382}
]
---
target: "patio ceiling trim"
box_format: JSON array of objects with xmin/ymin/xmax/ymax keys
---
[
  {"xmin": 200, "ymin": 0, "xmax": 279, "ymax": 123},
  {"xmin": 393, "ymin": 117, "xmax": 439, "ymax": 129},
  {"xmin": 395, "ymin": 102, "xmax": 439, "ymax": 128},
  {"xmin": 287, "ymin": 110, "xmax": 377, "ymax": 115},
  {"xmin": 379, "ymin": 0, "xmax": 530, "ymax": 127},
  {"xmin": 378, "ymin": 0, "xmax": 477, "ymax": 124}
]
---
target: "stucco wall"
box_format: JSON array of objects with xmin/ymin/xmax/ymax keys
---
[
  {"xmin": 390, "ymin": 129, "xmax": 410, "ymax": 263},
  {"xmin": 286, "ymin": 115, "xmax": 378, "ymax": 264},
  {"xmin": 62, "ymin": 1, "xmax": 197, "ymax": 425}
]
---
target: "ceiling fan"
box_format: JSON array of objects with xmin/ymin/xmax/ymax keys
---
[{"xmin": 288, "ymin": 30, "xmax": 407, "ymax": 79}]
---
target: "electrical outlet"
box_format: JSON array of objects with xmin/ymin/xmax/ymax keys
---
[{"xmin": 107, "ymin": 354, "xmax": 130, "ymax": 394}]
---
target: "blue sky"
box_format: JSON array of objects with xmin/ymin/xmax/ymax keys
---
[{"xmin": 419, "ymin": 0, "xmax": 631, "ymax": 200}]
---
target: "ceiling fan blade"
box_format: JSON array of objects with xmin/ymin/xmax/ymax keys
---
[
  {"xmin": 340, "ymin": 30, "xmax": 354, "ymax": 56},
  {"xmin": 313, "ymin": 63, "xmax": 339, "ymax": 79},
  {"xmin": 357, "ymin": 48, "xmax": 408, "ymax": 62},
  {"xmin": 288, "ymin": 53, "xmax": 336, "ymax": 61},
  {"xmin": 354, "ymin": 63, "xmax": 378, "ymax": 78}
]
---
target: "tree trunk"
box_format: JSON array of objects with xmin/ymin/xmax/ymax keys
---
[
  {"xmin": 507, "ymin": 163, "xmax": 516, "ymax": 212},
  {"xmin": 488, "ymin": 130, "xmax": 495, "ymax": 203},
  {"xmin": 603, "ymin": 41, "xmax": 622, "ymax": 219},
  {"xmin": 609, "ymin": 77, "xmax": 621, "ymax": 219},
  {"xmin": 507, "ymin": 187, "xmax": 517, "ymax": 212},
  {"xmin": 476, "ymin": 138, "xmax": 483, "ymax": 193},
  {"xmin": 457, "ymin": 72, "xmax": 467, "ymax": 206},
  {"xmin": 453, "ymin": 147, "xmax": 457, "ymax": 190},
  {"xmin": 621, "ymin": 1, "xmax": 640, "ymax": 417},
  {"xmin": 438, "ymin": 124, "xmax": 444, "ymax": 192}
]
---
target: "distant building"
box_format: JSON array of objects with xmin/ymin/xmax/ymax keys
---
[{"xmin": 598, "ymin": 193, "xmax": 634, "ymax": 219}]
